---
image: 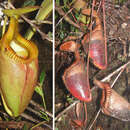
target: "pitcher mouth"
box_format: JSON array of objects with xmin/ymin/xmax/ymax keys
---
[
  {"xmin": 0, "ymin": 17, "xmax": 38, "ymax": 64},
  {"xmin": 10, "ymin": 40, "xmax": 29, "ymax": 59}
]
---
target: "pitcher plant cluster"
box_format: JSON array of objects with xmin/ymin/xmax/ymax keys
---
[
  {"xmin": 0, "ymin": 0, "xmax": 129, "ymax": 130},
  {"xmin": 57, "ymin": 0, "xmax": 130, "ymax": 129}
]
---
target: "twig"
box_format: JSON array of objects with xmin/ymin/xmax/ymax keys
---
[
  {"xmin": 101, "ymin": 61, "xmax": 130, "ymax": 82},
  {"xmin": 111, "ymin": 65, "xmax": 126, "ymax": 88},
  {"xmin": 56, "ymin": 7, "xmax": 73, "ymax": 27},
  {"xmin": 118, "ymin": 37, "xmax": 127, "ymax": 57},
  {"xmin": 21, "ymin": 15, "xmax": 53, "ymax": 42},
  {"xmin": 31, "ymin": 20, "xmax": 53, "ymax": 25},
  {"xmin": 0, "ymin": 101, "xmax": 52, "ymax": 130},
  {"xmin": 8, "ymin": 2, "xmax": 53, "ymax": 43},
  {"xmin": 85, "ymin": 1, "xmax": 96, "ymax": 129},
  {"xmin": 102, "ymin": 0, "xmax": 108, "ymax": 69},
  {"xmin": 0, "ymin": 121, "xmax": 43, "ymax": 129},
  {"xmin": 55, "ymin": 6, "xmax": 80, "ymax": 29},
  {"xmin": 55, "ymin": 100, "xmax": 79, "ymax": 121},
  {"xmin": 21, "ymin": 113, "xmax": 52, "ymax": 129},
  {"xmin": 30, "ymin": 100, "xmax": 53, "ymax": 118},
  {"xmin": 26, "ymin": 107, "xmax": 42, "ymax": 117},
  {"xmin": 21, "ymin": 113, "xmax": 39, "ymax": 123},
  {"xmin": 0, "ymin": 110, "xmax": 52, "ymax": 129},
  {"xmin": 88, "ymin": 109, "xmax": 101, "ymax": 130},
  {"xmin": 97, "ymin": 1, "xmax": 102, "ymax": 13},
  {"xmin": 31, "ymin": 121, "xmax": 52, "ymax": 130},
  {"xmin": 55, "ymin": 60, "xmax": 130, "ymax": 121},
  {"xmin": 86, "ymin": 0, "xmax": 95, "ymax": 98}
]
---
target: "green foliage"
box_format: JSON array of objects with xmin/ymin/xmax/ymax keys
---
[
  {"xmin": 66, "ymin": 95, "xmax": 74, "ymax": 104},
  {"xmin": 40, "ymin": 70, "xmax": 46, "ymax": 86},
  {"xmin": 63, "ymin": 0, "xmax": 69, "ymax": 6},
  {"xmin": 56, "ymin": 0, "xmax": 60, "ymax": 6},
  {"xmin": 40, "ymin": 111, "xmax": 50, "ymax": 121},
  {"xmin": 48, "ymin": 31, "xmax": 53, "ymax": 40},
  {"xmin": 115, "ymin": 0, "xmax": 128, "ymax": 5},
  {"xmin": 35, "ymin": 0, "xmax": 53, "ymax": 21},
  {"xmin": 59, "ymin": 29, "xmax": 66, "ymax": 40},
  {"xmin": 25, "ymin": 0, "xmax": 53, "ymax": 40},
  {"xmin": 35, "ymin": 85, "xmax": 44, "ymax": 98},
  {"xmin": 23, "ymin": 0, "xmax": 36, "ymax": 7},
  {"xmin": 23, "ymin": 124, "xmax": 29, "ymax": 130},
  {"xmin": 3, "ymin": 6, "xmax": 39, "ymax": 17},
  {"xmin": 35, "ymin": 70, "xmax": 46, "ymax": 109},
  {"xmin": 55, "ymin": 0, "xmax": 84, "ymax": 41},
  {"xmin": 35, "ymin": 70, "xmax": 50, "ymax": 122}
]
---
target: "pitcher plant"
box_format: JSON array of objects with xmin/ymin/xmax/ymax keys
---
[{"xmin": 0, "ymin": 7, "xmax": 39, "ymax": 117}]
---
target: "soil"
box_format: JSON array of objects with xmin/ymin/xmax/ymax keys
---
[{"xmin": 55, "ymin": 0, "xmax": 130, "ymax": 130}]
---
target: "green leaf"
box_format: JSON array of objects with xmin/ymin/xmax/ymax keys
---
[
  {"xmin": 56, "ymin": 0, "xmax": 60, "ymax": 6},
  {"xmin": 40, "ymin": 111, "xmax": 50, "ymax": 121},
  {"xmin": 35, "ymin": 70, "xmax": 46, "ymax": 110},
  {"xmin": 35, "ymin": 86, "xmax": 43, "ymax": 97},
  {"xmin": 3, "ymin": 6, "xmax": 39, "ymax": 17},
  {"xmin": 25, "ymin": 0, "xmax": 53, "ymax": 40},
  {"xmin": 40, "ymin": 70, "xmax": 46, "ymax": 86},
  {"xmin": 48, "ymin": 31, "xmax": 53, "ymax": 39},
  {"xmin": 35, "ymin": 0, "xmax": 53, "ymax": 21},
  {"xmin": 23, "ymin": 124, "xmax": 29, "ymax": 130},
  {"xmin": 23, "ymin": 0, "xmax": 36, "ymax": 7}
]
